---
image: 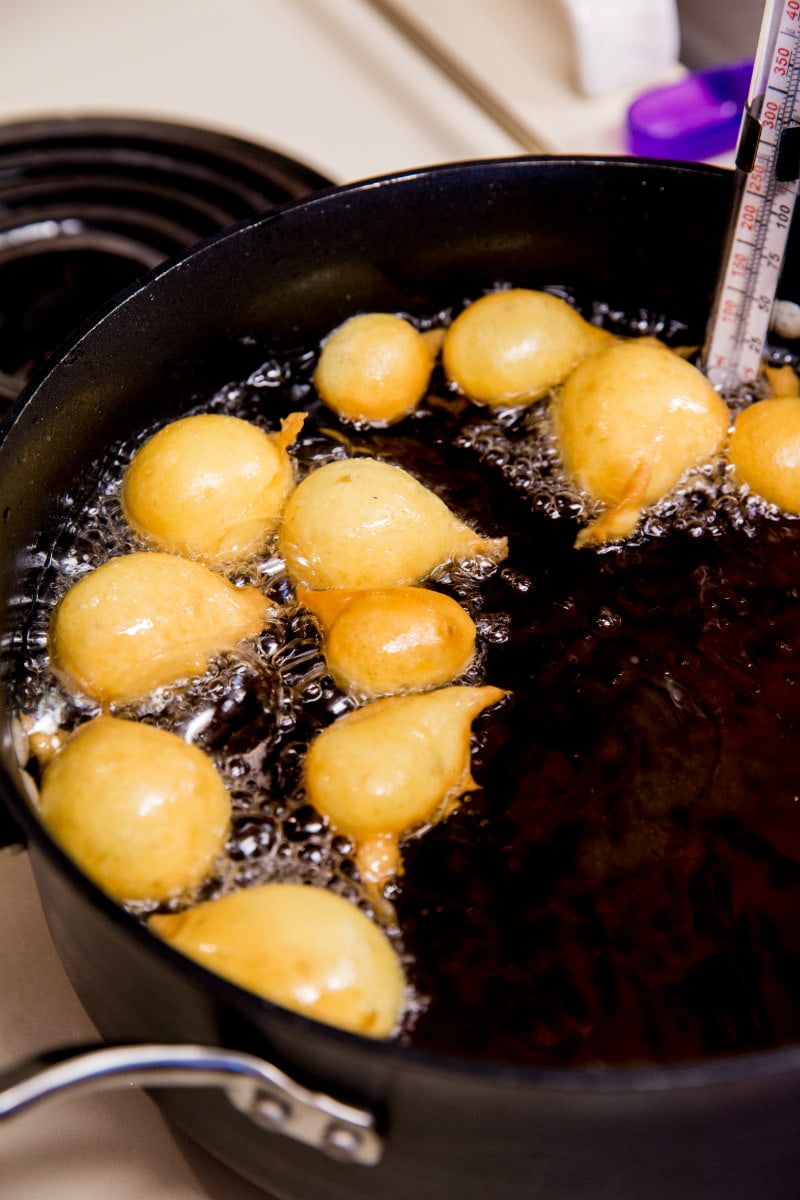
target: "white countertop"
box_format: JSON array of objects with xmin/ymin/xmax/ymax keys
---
[
  {"xmin": 0, "ymin": 2, "xmax": 719, "ymax": 1196},
  {"xmin": 0, "ymin": 0, "xmax": 692, "ymax": 184}
]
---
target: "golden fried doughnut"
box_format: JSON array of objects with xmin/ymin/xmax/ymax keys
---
[
  {"xmin": 297, "ymin": 584, "xmax": 476, "ymax": 696},
  {"xmin": 150, "ymin": 883, "xmax": 405, "ymax": 1037},
  {"xmin": 122, "ymin": 412, "xmax": 305, "ymax": 566},
  {"xmin": 314, "ymin": 312, "xmax": 435, "ymax": 425},
  {"xmin": 304, "ymin": 684, "xmax": 506, "ymax": 898},
  {"xmin": 729, "ymin": 395, "xmax": 800, "ymax": 511},
  {"xmin": 278, "ymin": 457, "xmax": 507, "ymax": 589},
  {"xmin": 39, "ymin": 716, "xmax": 230, "ymax": 903},
  {"xmin": 553, "ymin": 339, "xmax": 730, "ymax": 545},
  {"xmin": 442, "ymin": 288, "xmax": 611, "ymax": 408},
  {"xmin": 50, "ymin": 552, "xmax": 272, "ymax": 704}
]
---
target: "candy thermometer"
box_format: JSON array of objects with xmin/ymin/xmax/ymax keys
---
[{"xmin": 703, "ymin": 0, "xmax": 800, "ymax": 392}]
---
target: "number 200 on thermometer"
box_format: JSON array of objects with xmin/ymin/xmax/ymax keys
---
[{"xmin": 704, "ymin": 0, "xmax": 800, "ymax": 392}]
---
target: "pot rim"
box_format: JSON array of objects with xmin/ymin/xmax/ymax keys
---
[
  {"xmin": 0, "ymin": 152, "xmax": 732, "ymax": 434},
  {"xmin": 9, "ymin": 152, "xmax": 789, "ymax": 1099}
]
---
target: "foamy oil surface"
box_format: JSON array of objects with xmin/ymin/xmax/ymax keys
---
[{"xmin": 10, "ymin": 289, "xmax": 800, "ymax": 1064}]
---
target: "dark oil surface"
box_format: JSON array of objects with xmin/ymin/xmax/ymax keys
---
[
  {"xmin": 398, "ymin": 501, "xmax": 800, "ymax": 1066},
  {"xmin": 13, "ymin": 302, "xmax": 800, "ymax": 1069},
  {"xmin": 359, "ymin": 406, "xmax": 800, "ymax": 1067}
]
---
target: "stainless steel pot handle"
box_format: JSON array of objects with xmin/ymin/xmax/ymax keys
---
[{"xmin": 0, "ymin": 1042, "xmax": 382, "ymax": 1165}]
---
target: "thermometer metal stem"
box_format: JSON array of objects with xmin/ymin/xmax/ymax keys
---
[{"xmin": 703, "ymin": 0, "xmax": 800, "ymax": 392}]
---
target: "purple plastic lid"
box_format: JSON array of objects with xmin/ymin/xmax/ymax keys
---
[{"xmin": 626, "ymin": 59, "xmax": 753, "ymax": 161}]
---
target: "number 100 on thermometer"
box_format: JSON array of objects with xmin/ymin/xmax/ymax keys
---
[{"xmin": 704, "ymin": 0, "xmax": 800, "ymax": 392}]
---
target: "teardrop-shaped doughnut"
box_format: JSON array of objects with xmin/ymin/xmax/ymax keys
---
[
  {"xmin": 122, "ymin": 412, "xmax": 306, "ymax": 566},
  {"xmin": 298, "ymin": 584, "xmax": 476, "ymax": 696},
  {"xmin": 553, "ymin": 339, "xmax": 729, "ymax": 545},
  {"xmin": 304, "ymin": 684, "xmax": 506, "ymax": 897},
  {"xmin": 278, "ymin": 457, "xmax": 507, "ymax": 589},
  {"xmin": 50, "ymin": 552, "xmax": 272, "ymax": 704},
  {"xmin": 150, "ymin": 883, "xmax": 406, "ymax": 1038},
  {"xmin": 38, "ymin": 715, "xmax": 230, "ymax": 903}
]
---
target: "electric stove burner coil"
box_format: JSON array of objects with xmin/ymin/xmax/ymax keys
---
[{"xmin": 0, "ymin": 116, "xmax": 331, "ymax": 400}]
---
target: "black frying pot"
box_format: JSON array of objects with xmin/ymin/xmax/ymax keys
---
[{"xmin": 2, "ymin": 157, "xmax": 800, "ymax": 1200}]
